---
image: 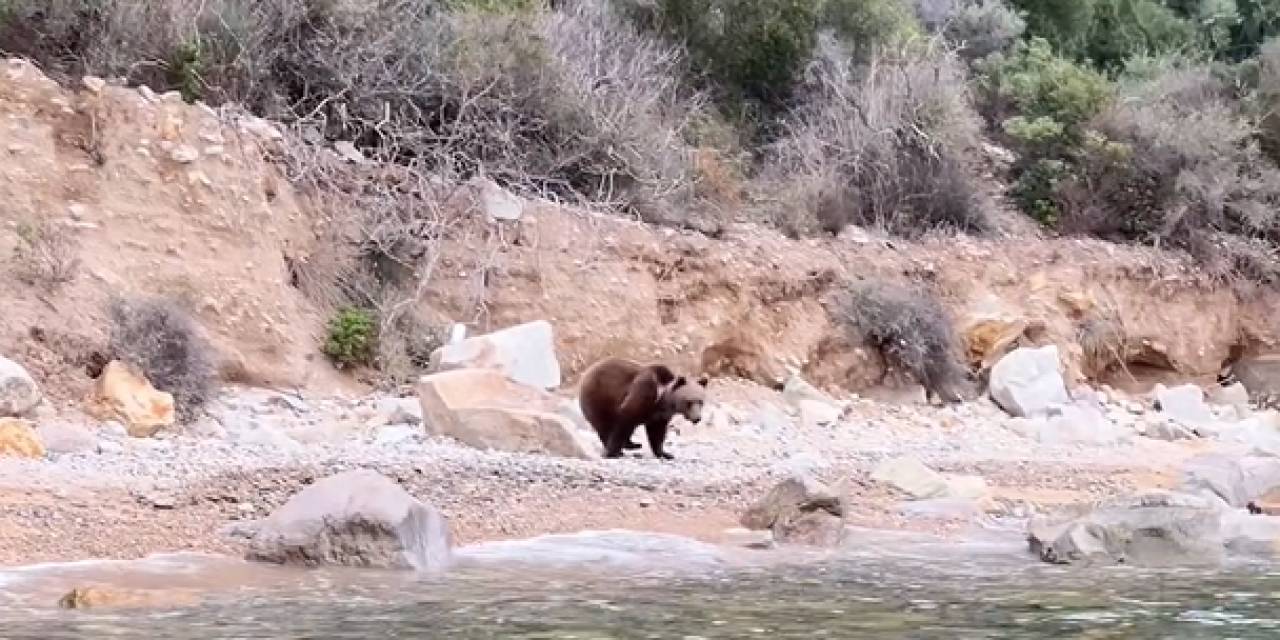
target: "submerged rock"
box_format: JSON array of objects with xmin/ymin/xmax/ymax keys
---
[
  {"xmin": 1027, "ymin": 491, "xmax": 1225, "ymax": 567},
  {"xmin": 740, "ymin": 474, "xmax": 846, "ymax": 546},
  {"xmin": 246, "ymin": 469, "xmax": 452, "ymax": 572},
  {"xmin": 58, "ymin": 586, "xmax": 198, "ymax": 610}
]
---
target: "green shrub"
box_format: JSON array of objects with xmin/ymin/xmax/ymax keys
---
[
  {"xmin": 978, "ymin": 37, "xmax": 1112, "ymax": 220},
  {"xmin": 324, "ymin": 307, "xmax": 378, "ymax": 369},
  {"xmin": 627, "ymin": 0, "xmax": 819, "ymax": 111},
  {"xmin": 1055, "ymin": 57, "xmax": 1280, "ymax": 283},
  {"xmin": 822, "ymin": 0, "xmax": 922, "ymax": 62}
]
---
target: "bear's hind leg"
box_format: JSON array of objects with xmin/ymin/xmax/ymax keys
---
[
  {"xmin": 604, "ymin": 422, "xmax": 640, "ymax": 458},
  {"xmin": 644, "ymin": 420, "xmax": 674, "ymax": 460}
]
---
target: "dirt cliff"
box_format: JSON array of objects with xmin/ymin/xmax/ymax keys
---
[{"xmin": 2, "ymin": 58, "xmax": 1276, "ymax": 405}]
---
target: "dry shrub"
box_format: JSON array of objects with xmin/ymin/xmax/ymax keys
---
[
  {"xmin": 761, "ymin": 35, "xmax": 989, "ymax": 238},
  {"xmin": 1057, "ymin": 58, "xmax": 1280, "ymax": 285},
  {"xmin": 833, "ymin": 280, "xmax": 967, "ymax": 402},
  {"xmin": 10, "ymin": 219, "xmax": 81, "ymax": 291},
  {"xmin": 0, "ymin": 0, "xmax": 705, "ymax": 225},
  {"xmin": 914, "ymin": 0, "xmax": 1026, "ymax": 61},
  {"xmin": 107, "ymin": 296, "xmax": 217, "ymax": 423}
]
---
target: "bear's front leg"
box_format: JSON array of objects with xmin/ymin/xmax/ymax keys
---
[{"xmin": 644, "ymin": 420, "xmax": 674, "ymax": 460}]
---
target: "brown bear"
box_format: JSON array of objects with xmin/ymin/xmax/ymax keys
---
[{"xmin": 577, "ymin": 357, "xmax": 708, "ymax": 460}]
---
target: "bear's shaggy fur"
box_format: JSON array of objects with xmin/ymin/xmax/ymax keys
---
[{"xmin": 577, "ymin": 357, "xmax": 708, "ymax": 459}]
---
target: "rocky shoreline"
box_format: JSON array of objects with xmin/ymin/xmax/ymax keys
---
[{"xmin": 3, "ymin": 324, "xmax": 1280, "ymax": 575}]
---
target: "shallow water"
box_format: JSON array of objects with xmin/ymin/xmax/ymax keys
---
[{"xmin": 3, "ymin": 529, "xmax": 1280, "ymax": 639}]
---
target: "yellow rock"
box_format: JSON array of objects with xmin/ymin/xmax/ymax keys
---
[
  {"xmin": 85, "ymin": 361, "xmax": 175, "ymax": 437},
  {"xmin": 0, "ymin": 418, "xmax": 44, "ymax": 458},
  {"xmin": 964, "ymin": 318, "xmax": 1028, "ymax": 370},
  {"xmin": 58, "ymin": 586, "xmax": 198, "ymax": 610}
]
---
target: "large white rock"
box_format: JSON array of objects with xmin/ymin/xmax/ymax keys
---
[
  {"xmin": 1010, "ymin": 398, "xmax": 1129, "ymax": 446},
  {"xmin": 1154, "ymin": 384, "xmax": 1215, "ymax": 430},
  {"xmin": 871, "ymin": 456, "xmax": 949, "ymax": 499},
  {"xmin": 0, "ymin": 356, "xmax": 41, "ymax": 417},
  {"xmin": 246, "ymin": 470, "xmax": 452, "ymax": 571},
  {"xmin": 1181, "ymin": 454, "xmax": 1280, "ymax": 508},
  {"xmin": 429, "ymin": 320, "xmax": 560, "ymax": 390},
  {"xmin": 988, "ymin": 345, "xmax": 1069, "ymax": 418},
  {"xmin": 417, "ymin": 368, "xmax": 597, "ymax": 459}
]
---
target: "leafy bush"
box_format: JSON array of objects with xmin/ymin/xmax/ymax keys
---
[
  {"xmin": 762, "ymin": 36, "xmax": 989, "ymax": 236},
  {"xmin": 834, "ymin": 280, "xmax": 967, "ymax": 402},
  {"xmin": 978, "ymin": 37, "xmax": 1111, "ymax": 220},
  {"xmin": 1056, "ymin": 57, "xmax": 1280, "ymax": 283},
  {"xmin": 822, "ymin": 0, "xmax": 923, "ymax": 63},
  {"xmin": 621, "ymin": 0, "xmax": 819, "ymax": 111},
  {"xmin": 1010, "ymin": 0, "xmax": 1197, "ymax": 69},
  {"xmin": 108, "ymin": 296, "xmax": 217, "ymax": 423},
  {"xmin": 914, "ymin": 0, "xmax": 1026, "ymax": 60},
  {"xmin": 323, "ymin": 307, "xmax": 378, "ymax": 369}
]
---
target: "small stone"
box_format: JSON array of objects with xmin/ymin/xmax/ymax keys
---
[
  {"xmin": 170, "ymin": 145, "xmax": 199, "ymax": 164},
  {"xmin": 81, "ymin": 76, "xmax": 106, "ymax": 93}
]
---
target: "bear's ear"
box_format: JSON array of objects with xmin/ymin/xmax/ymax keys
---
[
  {"xmin": 696, "ymin": 375, "xmax": 709, "ymax": 387},
  {"xmin": 672, "ymin": 376, "xmax": 688, "ymax": 390}
]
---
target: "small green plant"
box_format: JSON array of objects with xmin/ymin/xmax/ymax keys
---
[
  {"xmin": 324, "ymin": 307, "xmax": 378, "ymax": 368},
  {"xmin": 169, "ymin": 39, "xmax": 205, "ymax": 103}
]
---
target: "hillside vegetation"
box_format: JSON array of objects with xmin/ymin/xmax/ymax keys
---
[{"xmin": 5, "ymin": 0, "xmax": 1280, "ymax": 388}]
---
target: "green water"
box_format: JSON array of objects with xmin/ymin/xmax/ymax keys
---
[{"xmin": 3, "ymin": 532, "xmax": 1280, "ymax": 639}]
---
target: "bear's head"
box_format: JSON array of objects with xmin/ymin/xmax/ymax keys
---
[{"xmin": 662, "ymin": 374, "xmax": 708, "ymax": 424}]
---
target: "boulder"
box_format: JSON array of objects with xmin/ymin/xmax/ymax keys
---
[
  {"xmin": 962, "ymin": 316, "xmax": 1029, "ymax": 371},
  {"xmin": 1181, "ymin": 454, "xmax": 1280, "ymax": 508},
  {"xmin": 1011, "ymin": 398, "xmax": 1129, "ymax": 446},
  {"xmin": 988, "ymin": 345, "xmax": 1070, "ymax": 418},
  {"xmin": 740, "ymin": 474, "xmax": 846, "ymax": 546},
  {"xmin": 0, "ymin": 356, "xmax": 40, "ymax": 417},
  {"xmin": 1141, "ymin": 418, "xmax": 1199, "ymax": 442},
  {"xmin": 1209, "ymin": 382, "xmax": 1252, "ymax": 414},
  {"xmin": 0, "ymin": 418, "xmax": 45, "ymax": 458},
  {"xmin": 417, "ymin": 368, "xmax": 597, "ymax": 459},
  {"xmin": 781, "ymin": 371, "xmax": 842, "ymax": 427},
  {"xmin": 1224, "ymin": 355, "xmax": 1280, "ymax": 408},
  {"xmin": 1219, "ymin": 511, "xmax": 1280, "ymax": 558},
  {"xmin": 85, "ymin": 361, "xmax": 175, "ymax": 437},
  {"xmin": 1154, "ymin": 384, "xmax": 1215, "ymax": 430},
  {"xmin": 429, "ymin": 320, "xmax": 560, "ymax": 390},
  {"xmin": 740, "ymin": 474, "xmax": 845, "ymax": 530},
  {"xmin": 871, "ymin": 456, "xmax": 948, "ymax": 499},
  {"xmin": 36, "ymin": 422, "xmax": 99, "ymax": 455},
  {"xmin": 246, "ymin": 469, "xmax": 452, "ymax": 571},
  {"xmin": 1027, "ymin": 491, "xmax": 1225, "ymax": 566},
  {"xmin": 1210, "ymin": 413, "xmax": 1280, "ymax": 456},
  {"xmin": 871, "ymin": 456, "xmax": 990, "ymax": 500}
]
